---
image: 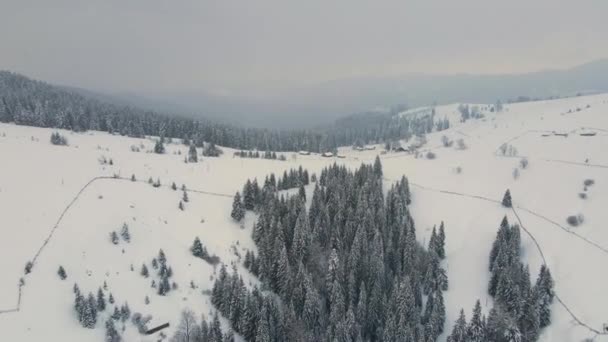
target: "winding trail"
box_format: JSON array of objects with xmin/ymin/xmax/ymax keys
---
[
  {"xmin": 385, "ymin": 177, "xmax": 608, "ymax": 336},
  {"xmin": 0, "ymin": 175, "xmax": 231, "ymax": 315}
]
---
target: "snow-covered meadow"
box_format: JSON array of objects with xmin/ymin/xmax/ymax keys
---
[{"xmin": 1, "ymin": 93, "xmax": 608, "ymax": 341}]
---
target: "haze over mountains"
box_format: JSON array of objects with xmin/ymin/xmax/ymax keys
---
[{"xmin": 62, "ymin": 59, "xmax": 608, "ymax": 129}]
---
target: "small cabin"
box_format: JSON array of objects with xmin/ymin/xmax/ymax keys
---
[
  {"xmin": 322, "ymin": 152, "xmax": 334, "ymax": 158},
  {"xmin": 298, "ymin": 150, "xmax": 311, "ymax": 156}
]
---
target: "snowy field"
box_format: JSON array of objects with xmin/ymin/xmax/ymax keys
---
[{"xmin": 1, "ymin": 93, "xmax": 608, "ymax": 341}]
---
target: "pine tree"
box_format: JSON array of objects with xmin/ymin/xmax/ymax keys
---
[
  {"xmin": 120, "ymin": 223, "xmax": 130, "ymax": 243},
  {"xmin": 191, "ymin": 237, "xmax": 204, "ymax": 258},
  {"xmin": 108, "ymin": 292, "xmax": 115, "ymax": 304},
  {"xmin": 145, "ymin": 295, "xmax": 150, "ymax": 304},
  {"xmin": 243, "ymin": 180, "xmax": 255, "ymax": 210},
  {"xmin": 179, "ymin": 200, "xmax": 185, "ymax": 211},
  {"xmin": 447, "ymin": 309, "xmax": 467, "ymax": 342},
  {"xmin": 110, "ymin": 231, "xmax": 119, "ymax": 245},
  {"xmin": 97, "ymin": 288, "xmax": 106, "ymax": 311},
  {"xmin": 120, "ymin": 303, "xmax": 131, "ymax": 322},
  {"xmin": 535, "ymin": 265, "xmax": 554, "ymax": 328},
  {"xmin": 131, "ymin": 174, "xmax": 136, "ymax": 182},
  {"xmin": 57, "ymin": 265, "xmax": 67, "ymax": 280},
  {"xmin": 373, "ymin": 155, "xmax": 383, "ymax": 177},
  {"xmin": 141, "ymin": 264, "xmax": 149, "ymax": 278},
  {"xmin": 467, "ymin": 300, "xmax": 485, "ymax": 342},
  {"xmin": 231, "ymin": 192, "xmax": 245, "ymax": 222},
  {"xmin": 111, "ymin": 306, "xmax": 121, "ymax": 320},
  {"xmin": 154, "ymin": 137, "xmax": 165, "ymax": 154},
  {"xmin": 105, "ymin": 319, "xmax": 121, "ymax": 342},
  {"xmin": 183, "ymin": 190, "xmax": 189, "ymax": 203},
  {"xmin": 437, "ymin": 221, "xmax": 446, "ymax": 259},
  {"xmin": 171, "ymin": 182, "xmax": 177, "ymax": 190},
  {"xmin": 520, "ymin": 289, "xmax": 540, "ymax": 342},
  {"xmin": 502, "ymin": 189, "xmax": 512, "ymax": 208},
  {"xmin": 211, "ymin": 312, "xmax": 223, "ymax": 342},
  {"xmin": 188, "ymin": 143, "xmax": 198, "ymax": 162},
  {"xmin": 84, "ymin": 292, "xmax": 98, "ymax": 328}
]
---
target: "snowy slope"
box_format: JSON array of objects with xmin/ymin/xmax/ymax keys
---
[{"xmin": 1, "ymin": 93, "xmax": 608, "ymax": 341}]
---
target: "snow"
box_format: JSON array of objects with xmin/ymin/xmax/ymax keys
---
[{"xmin": 1, "ymin": 93, "xmax": 608, "ymax": 341}]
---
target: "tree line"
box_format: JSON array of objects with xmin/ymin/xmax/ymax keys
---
[{"xmin": 1, "ymin": 71, "xmax": 447, "ymax": 153}]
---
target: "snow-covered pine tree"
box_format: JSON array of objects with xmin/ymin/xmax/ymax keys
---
[
  {"xmin": 179, "ymin": 200, "xmax": 185, "ymax": 211},
  {"xmin": 105, "ymin": 319, "xmax": 121, "ymax": 342},
  {"xmin": 84, "ymin": 292, "xmax": 98, "ymax": 328},
  {"xmin": 154, "ymin": 137, "xmax": 165, "ymax": 154},
  {"xmin": 242, "ymin": 180, "xmax": 255, "ymax": 210},
  {"xmin": 437, "ymin": 221, "xmax": 446, "ymax": 259},
  {"xmin": 191, "ymin": 237, "xmax": 204, "ymax": 258},
  {"xmin": 447, "ymin": 309, "xmax": 467, "ymax": 342},
  {"xmin": 141, "ymin": 264, "xmax": 149, "ymax": 278},
  {"xmin": 183, "ymin": 190, "xmax": 189, "ymax": 203},
  {"xmin": 97, "ymin": 287, "xmax": 106, "ymax": 311},
  {"xmin": 466, "ymin": 300, "xmax": 485, "ymax": 342},
  {"xmin": 231, "ymin": 192, "xmax": 245, "ymax": 222},
  {"xmin": 120, "ymin": 303, "xmax": 131, "ymax": 322},
  {"xmin": 120, "ymin": 223, "xmax": 130, "ymax": 243},
  {"xmin": 373, "ymin": 155, "xmax": 383, "ymax": 177},
  {"xmin": 188, "ymin": 143, "xmax": 198, "ymax": 162},
  {"xmin": 535, "ymin": 265, "xmax": 554, "ymax": 328},
  {"xmin": 171, "ymin": 182, "xmax": 177, "ymax": 190},
  {"xmin": 111, "ymin": 306, "xmax": 121, "ymax": 320},
  {"xmin": 502, "ymin": 189, "xmax": 512, "ymax": 208},
  {"xmin": 110, "ymin": 231, "xmax": 119, "ymax": 245}
]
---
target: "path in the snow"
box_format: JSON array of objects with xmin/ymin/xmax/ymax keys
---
[
  {"xmin": 385, "ymin": 177, "xmax": 608, "ymax": 337},
  {"xmin": 0, "ymin": 175, "xmax": 232, "ymax": 315}
]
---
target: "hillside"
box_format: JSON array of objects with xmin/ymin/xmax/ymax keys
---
[{"xmin": 0, "ymin": 93, "xmax": 608, "ymax": 341}]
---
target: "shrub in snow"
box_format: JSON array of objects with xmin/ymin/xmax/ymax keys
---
[
  {"xmin": 57, "ymin": 265, "xmax": 67, "ymax": 280},
  {"xmin": 441, "ymin": 135, "xmax": 453, "ymax": 147},
  {"xmin": 456, "ymin": 138, "xmax": 467, "ymax": 150},
  {"xmin": 584, "ymin": 179, "xmax": 595, "ymax": 187},
  {"xmin": 566, "ymin": 214, "xmax": 584, "ymax": 227},
  {"xmin": 579, "ymin": 193, "xmax": 587, "ymax": 200},
  {"xmin": 454, "ymin": 166, "xmax": 463, "ymax": 174},
  {"xmin": 24, "ymin": 261, "xmax": 33, "ymax": 274},
  {"xmin": 50, "ymin": 132, "xmax": 68, "ymax": 146},
  {"xmin": 520, "ymin": 157, "xmax": 529, "ymax": 169},
  {"xmin": 512, "ymin": 168, "xmax": 520, "ymax": 180},
  {"xmin": 131, "ymin": 313, "xmax": 152, "ymax": 333},
  {"xmin": 426, "ymin": 151, "xmax": 437, "ymax": 160}
]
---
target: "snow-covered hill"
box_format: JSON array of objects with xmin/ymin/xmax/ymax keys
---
[{"xmin": 1, "ymin": 93, "xmax": 608, "ymax": 341}]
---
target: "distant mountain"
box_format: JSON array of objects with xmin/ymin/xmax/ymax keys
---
[{"xmin": 128, "ymin": 59, "xmax": 608, "ymax": 129}]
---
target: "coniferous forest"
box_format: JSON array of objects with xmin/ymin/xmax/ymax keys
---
[
  {"xmin": 0, "ymin": 71, "xmax": 445, "ymax": 153},
  {"xmin": 207, "ymin": 160, "xmax": 450, "ymax": 341}
]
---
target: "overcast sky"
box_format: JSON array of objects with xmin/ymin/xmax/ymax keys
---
[{"xmin": 2, "ymin": 0, "xmax": 607, "ymax": 95}]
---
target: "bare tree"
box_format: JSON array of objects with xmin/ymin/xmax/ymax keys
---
[{"xmin": 171, "ymin": 309, "xmax": 199, "ymax": 342}]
